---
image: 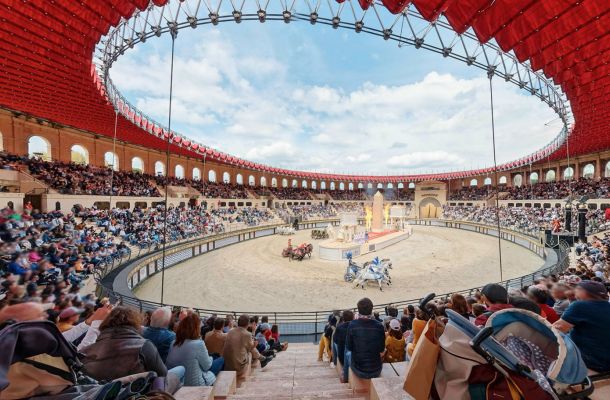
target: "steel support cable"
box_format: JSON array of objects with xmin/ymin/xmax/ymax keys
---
[
  {"xmin": 489, "ymin": 74, "xmax": 504, "ymax": 282},
  {"xmin": 160, "ymin": 32, "xmax": 176, "ymax": 305}
]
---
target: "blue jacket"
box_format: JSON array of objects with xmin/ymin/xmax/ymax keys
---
[
  {"xmin": 346, "ymin": 318, "xmax": 385, "ymax": 379},
  {"xmin": 333, "ymin": 321, "xmax": 351, "ymax": 364},
  {"xmin": 142, "ymin": 327, "xmax": 175, "ymax": 363},
  {"xmin": 166, "ymin": 339, "xmax": 216, "ymax": 386}
]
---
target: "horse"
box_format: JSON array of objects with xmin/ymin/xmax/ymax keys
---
[{"xmin": 353, "ymin": 258, "xmax": 392, "ymax": 290}]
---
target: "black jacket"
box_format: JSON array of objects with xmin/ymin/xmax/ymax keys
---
[
  {"xmin": 333, "ymin": 321, "xmax": 350, "ymax": 364},
  {"xmin": 345, "ymin": 318, "xmax": 385, "ymax": 379}
]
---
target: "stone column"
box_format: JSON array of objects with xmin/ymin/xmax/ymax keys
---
[{"xmin": 372, "ymin": 191, "xmax": 384, "ymax": 232}]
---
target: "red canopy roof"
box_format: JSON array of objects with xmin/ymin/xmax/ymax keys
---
[{"xmin": 0, "ymin": 0, "xmax": 608, "ymax": 182}]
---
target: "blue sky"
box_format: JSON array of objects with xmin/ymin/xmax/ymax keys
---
[{"xmin": 111, "ymin": 20, "xmax": 559, "ymax": 175}]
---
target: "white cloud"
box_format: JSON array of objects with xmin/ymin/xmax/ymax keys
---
[
  {"xmin": 111, "ymin": 29, "xmax": 559, "ymax": 174},
  {"xmin": 387, "ymin": 151, "xmax": 464, "ymax": 169}
]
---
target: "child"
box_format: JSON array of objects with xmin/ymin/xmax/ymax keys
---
[{"xmin": 384, "ymin": 319, "xmax": 406, "ymax": 363}]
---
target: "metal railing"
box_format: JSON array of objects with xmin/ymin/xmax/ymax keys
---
[{"xmin": 94, "ymin": 218, "xmax": 571, "ymax": 342}]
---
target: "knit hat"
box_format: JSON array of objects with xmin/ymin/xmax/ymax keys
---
[
  {"xmin": 481, "ymin": 283, "xmax": 508, "ymax": 304},
  {"xmin": 576, "ymin": 281, "xmax": 609, "ymax": 301}
]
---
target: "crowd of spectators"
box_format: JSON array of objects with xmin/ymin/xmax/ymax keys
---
[
  {"xmin": 28, "ymin": 158, "xmax": 161, "ymax": 197},
  {"xmin": 504, "ymin": 178, "xmax": 610, "ymax": 200},
  {"xmin": 286, "ymin": 204, "xmax": 338, "ymax": 221},
  {"xmin": 190, "ymin": 181, "xmax": 250, "ymax": 199},
  {"xmin": 448, "ymin": 186, "xmax": 492, "ymax": 201},
  {"xmin": 328, "ymin": 190, "xmax": 367, "ymax": 201},
  {"xmin": 267, "ymin": 187, "xmax": 313, "ymax": 200},
  {"xmin": 441, "ymin": 205, "xmax": 610, "ymax": 236}
]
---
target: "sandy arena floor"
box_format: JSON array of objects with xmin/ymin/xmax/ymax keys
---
[{"xmin": 135, "ymin": 226, "xmax": 542, "ymax": 312}]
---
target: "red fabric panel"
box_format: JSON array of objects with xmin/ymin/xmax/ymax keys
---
[
  {"xmin": 412, "ymin": 0, "xmax": 455, "ymax": 21},
  {"xmin": 380, "ymin": 0, "xmax": 411, "ymax": 14},
  {"xmin": 469, "ymin": 0, "xmax": 536, "ymax": 44},
  {"xmin": 443, "ymin": 0, "xmax": 493, "ymax": 34}
]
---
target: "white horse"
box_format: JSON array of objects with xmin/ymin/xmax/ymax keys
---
[
  {"xmin": 353, "ymin": 258, "xmax": 392, "ymax": 291},
  {"xmin": 277, "ymin": 226, "xmax": 295, "ymax": 235}
]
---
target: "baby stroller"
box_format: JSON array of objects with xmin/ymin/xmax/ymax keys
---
[{"xmin": 425, "ymin": 293, "xmax": 594, "ymax": 400}]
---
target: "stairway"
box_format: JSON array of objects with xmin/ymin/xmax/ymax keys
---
[{"xmin": 228, "ymin": 343, "xmax": 366, "ymax": 400}]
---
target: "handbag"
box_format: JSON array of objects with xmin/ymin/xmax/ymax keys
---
[{"xmin": 403, "ymin": 318, "xmax": 444, "ymax": 400}]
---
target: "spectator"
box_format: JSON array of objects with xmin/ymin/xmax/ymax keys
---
[
  {"xmin": 401, "ymin": 305, "xmax": 415, "ymax": 332},
  {"xmin": 81, "ymin": 306, "xmax": 181, "ymax": 381},
  {"xmin": 527, "ymin": 287, "xmax": 559, "ymax": 323},
  {"xmin": 446, "ymin": 293, "xmax": 471, "ymax": 319},
  {"xmin": 333, "ymin": 310, "xmax": 354, "ymax": 382},
  {"xmin": 551, "ymin": 283, "xmax": 571, "ymax": 316},
  {"xmin": 166, "ymin": 311, "xmax": 223, "ymax": 386},
  {"xmin": 474, "ymin": 283, "xmax": 512, "ymax": 326},
  {"xmin": 407, "ymin": 306, "xmax": 431, "ymax": 357},
  {"xmin": 384, "ymin": 319, "xmax": 406, "ymax": 363},
  {"xmin": 142, "ymin": 306, "xmax": 176, "ymax": 363},
  {"xmin": 553, "ymin": 281, "xmax": 610, "ymax": 372},
  {"xmin": 346, "ymin": 298, "xmax": 385, "ymax": 380},
  {"xmin": 204, "ymin": 317, "xmax": 227, "ymax": 356},
  {"xmin": 223, "ymin": 314, "xmax": 269, "ymax": 381},
  {"xmin": 55, "ymin": 306, "xmax": 83, "ymax": 333}
]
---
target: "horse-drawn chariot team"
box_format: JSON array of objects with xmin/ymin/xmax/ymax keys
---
[{"xmin": 281, "ymin": 238, "xmax": 313, "ymax": 261}]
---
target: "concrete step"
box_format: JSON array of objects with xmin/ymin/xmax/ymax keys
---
[
  {"xmin": 175, "ymin": 386, "xmax": 214, "ymax": 400},
  {"xmin": 213, "ymin": 371, "xmax": 237, "ymax": 399},
  {"xmin": 370, "ymin": 377, "xmax": 413, "ymax": 400}
]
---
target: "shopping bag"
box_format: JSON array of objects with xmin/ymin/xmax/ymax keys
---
[{"xmin": 403, "ymin": 318, "xmax": 443, "ymax": 400}]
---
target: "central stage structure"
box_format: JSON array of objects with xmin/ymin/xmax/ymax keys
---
[{"xmin": 319, "ymin": 191, "xmax": 412, "ymax": 261}]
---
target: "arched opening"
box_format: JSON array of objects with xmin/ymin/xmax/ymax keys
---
[
  {"xmin": 192, "ymin": 167, "xmax": 201, "ymax": 181},
  {"xmin": 28, "ymin": 135, "xmax": 51, "ymax": 160},
  {"xmin": 132, "ymin": 157, "xmax": 145, "ymax": 173},
  {"xmin": 387, "ymin": 183, "xmax": 394, "ymax": 189},
  {"xmin": 282, "ymin": 178, "xmax": 288, "ymax": 188},
  {"xmin": 288, "ymin": 179, "xmax": 296, "ymax": 188},
  {"xmin": 529, "ymin": 172, "xmax": 538, "ymax": 184},
  {"xmin": 175, "ymin": 164, "xmax": 185, "ymax": 179},
  {"xmin": 376, "ymin": 183, "xmax": 383, "ymax": 189},
  {"xmin": 583, "ymin": 163, "xmax": 595, "ymax": 179},
  {"xmin": 236, "ymin": 174, "xmax": 244, "ymax": 185},
  {"xmin": 260, "ymin": 176, "xmax": 267, "ymax": 187},
  {"xmin": 563, "ymin": 167, "xmax": 574, "ymax": 180},
  {"xmin": 545, "ymin": 170, "xmax": 556, "ymax": 182},
  {"xmin": 408, "ymin": 182, "xmax": 415, "ymax": 189},
  {"xmin": 328, "ymin": 182, "xmax": 335, "ymax": 190},
  {"xmin": 513, "ymin": 174, "xmax": 523, "ymax": 187},
  {"xmin": 311, "ymin": 181, "xmax": 317, "ymax": 189},
  {"xmin": 470, "ymin": 179, "xmax": 478, "ymax": 187},
  {"xmin": 397, "ymin": 183, "xmax": 404, "ymax": 189},
  {"xmin": 320, "ymin": 181, "xmax": 326, "ymax": 190},
  {"xmin": 605, "ymin": 161, "xmax": 610, "ymax": 178},
  {"xmin": 70, "ymin": 144, "xmax": 89, "ymax": 164},
  {"xmin": 104, "ymin": 151, "xmax": 119, "ymax": 171},
  {"xmin": 349, "ymin": 182, "xmax": 354, "ymax": 191},
  {"xmin": 248, "ymin": 175, "xmax": 255, "ymax": 186},
  {"xmin": 0, "ymin": 130, "xmax": 3, "ymax": 151},
  {"xmin": 358, "ymin": 183, "xmax": 364, "ymax": 189},
  {"xmin": 208, "ymin": 170, "xmax": 217, "ymax": 182},
  {"xmin": 272, "ymin": 177, "xmax": 278, "ymax": 187},
  {"xmin": 302, "ymin": 180, "xmax": 308, "ymax": 188},
  {"xmin": 155, "ymin": 161, "xmax": 165, "ymax": 176},
  {"xmin": 484, "ymin": 177, "xmax": 492, "ymax": 185},
  {"xmin": 367, "ymin": 183, "xmax": 373, "ymax": 189},
  {"xmin": 498, "ymin": 176, "xmax": 507, "ymax": 185},
  {"xmin": 419, "ymin": 198, "xmax": 442, "ymax": 219},
  {"xmin": 339, "ymin": 182, "xmax": 345, "ymax": 190},
  {"xmin": 222, "ymin": 172, "xmax": 231, "ymax": 183}
]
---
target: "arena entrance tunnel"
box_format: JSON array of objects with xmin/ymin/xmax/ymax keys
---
[
  {"xmin": 97, "ymin": 0, "xmax": 571, "ymax": 181},
  {"xmin": 419, "ymin": 197, "xmax": 441, "ymax": 218}
]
